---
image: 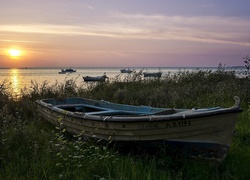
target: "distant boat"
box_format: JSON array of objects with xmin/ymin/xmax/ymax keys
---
[
  {"xmin": 120, "ymin": 68, "xmax": 134, "ymax": 73},
  {"xmin": 83, "ymin": 74, "xmax": 108, "ymax": 82},
  {"xmin": 36, "ymin": 96, "xmax": 242, "ymax": 161},
  {"xmin": 143, "ymin": 68, "xmax": 162, "ymax": 78},
  {"xmin": 59, "ymin": 68, "xmax": 76, "ymax": 74},
  {"xmin": 143, "ymin": 72, "xmax": 162, "ymax": 78}
]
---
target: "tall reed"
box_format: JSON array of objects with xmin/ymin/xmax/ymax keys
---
[{"xmin": 0, "ymin": 66, "xmax": 249, "ymax": 179}]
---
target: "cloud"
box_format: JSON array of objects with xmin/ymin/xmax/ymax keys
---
[
  {"xmin": 83, "ymin": 3, "xmax": 94, "ymax": 10},
  {"xmin": 0, "ymin": 39, "xmax": 40, "ymax": 43},
  {"xmin": 112, "ymin": 13, "xmax": 250, "ymax": 45},
  {"xmin": 0, "ymin": 13, "xmax": 249, "ymax": 47}
]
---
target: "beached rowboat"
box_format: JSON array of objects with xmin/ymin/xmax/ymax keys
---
[{"xmin": 36, "ymin": 96, "xmax": 242, "ymax": 161}]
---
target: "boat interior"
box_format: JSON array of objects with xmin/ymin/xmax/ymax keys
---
[{"xmin": 55, "ymin": 104, "xmax": 177, "ymax": 116}]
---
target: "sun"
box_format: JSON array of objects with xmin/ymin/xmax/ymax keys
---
[{"xmin": 8, "ymin": 49, "xmax": 22, "ymax": 57}]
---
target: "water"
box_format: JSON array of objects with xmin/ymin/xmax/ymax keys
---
[{"xmin": 0, "ymin": 66, "xmax": 246, "ymax": 97}]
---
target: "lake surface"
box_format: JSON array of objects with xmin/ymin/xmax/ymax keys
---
[{"xmin": 0, "ymin": 66, "xmax": 246, "ymax": 97}]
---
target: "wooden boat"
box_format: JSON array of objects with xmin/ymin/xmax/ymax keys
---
[
  {"xmin": 120, "ymin": 68, "xmax": 134, "ymax": 73},
  {"xmin": 143, "ymin": 68, "xmax": 162, "ymax": 78},
  {"xmin": 36, "ymin": 96, "xmax": 242, "ymax": 161},
  {"xmin": 143, "ymin": 72, "xmax": 162, "ymax": 77},
  {"xmin": 82, "ymin": 75, "xmax": 108, "ymax": 82},
  {"xmin": 59, "ymin": 68, "xmax": 76, "ymax": 74}
]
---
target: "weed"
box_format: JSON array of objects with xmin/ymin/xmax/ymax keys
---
[{"xmin": 0, "ymin": 65, "xmax": 249, "ymax": 179}]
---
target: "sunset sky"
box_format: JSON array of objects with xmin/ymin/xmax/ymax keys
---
[{"xmin": 0, "ymin": 0, "xmax": 249, "ymax": 68}]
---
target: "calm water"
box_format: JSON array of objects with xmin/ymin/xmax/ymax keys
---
[{"xmin": 0, "ymin": 67, "xmax": 246, "ymax": 97}]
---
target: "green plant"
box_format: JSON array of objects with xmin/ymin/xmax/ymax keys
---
[{"xmin": 0, "ymin": 66, "xmax": 249, "ymax": 179}]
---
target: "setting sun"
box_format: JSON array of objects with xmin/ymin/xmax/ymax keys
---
[{"xmin": 8, "ymin": 49, "xmax": 22, "ymax": 57}]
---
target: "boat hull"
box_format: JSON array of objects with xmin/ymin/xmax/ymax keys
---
[
  {"xmin": 120, "ymin": 68, "xmax": 133, "ymax": 73},
  {"xmin": 36, "ymin": 97, "xmax": 242, "ymax": 161},
  {"xmin": 82, "ymin": 75, "xmax": 107, "ymax": 82},
  {"xmin": 59, "ymin": 68, "xmax": 76, "ymax": 74},
  {"xmin": 143, "ymin": 72, "xmax": 162, "ymax": 77}
]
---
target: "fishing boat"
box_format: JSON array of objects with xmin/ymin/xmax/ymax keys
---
[
  {"xmin": 59, "ymin": 68, "xmax": 76, "ymax": 74},
  {"xmin": 143, "ymin": 72, "xmax": 162, "ymax": 78},
  {"xmin": 36, "ymin": 96, "xmax": 242, "ymax": 161},
  {"xmin": 82, "ymin": 75, "xmax": 108, "ymax": 82},
  {"xmin": 143, "ymin": 68, "xmax": 162, "ymax": 77},
  {"xmin": 120, "ymin": 68, "xmax": 134, "ymax": 73}
]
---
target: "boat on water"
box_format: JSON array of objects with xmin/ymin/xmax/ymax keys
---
[
  {"xmin": 36, "ymin": 96, "xmax": 242, "ymax": 161},
  {"xmin": 82, "ymin": 75, "xmax": 108, "ymax": 82},
  {"xmin": 143, "ymin": 68, "xmax": 162, "ymax": 77},
  {"xmin": 143, "ymin": 72, "xmax": 162, "ymax": 78},
  {"xmin": 59, "ymin": 68, "xmax": 76, "ymax": 74},
  {"xmin": 120, "ymin": 68, "xmax": 134, "ymax": 73}
]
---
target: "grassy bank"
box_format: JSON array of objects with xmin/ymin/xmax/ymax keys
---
[{"xmin": 0, "ymin": 68, "xmax": 250, "ymax": 179}]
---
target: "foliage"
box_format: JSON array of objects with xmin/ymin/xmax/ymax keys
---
[{"xmin": 0, "ymin": 66, "xmax": 249, "ymax": 179}]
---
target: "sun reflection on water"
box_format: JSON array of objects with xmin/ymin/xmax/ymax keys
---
[{"xmin": 10, "ymin": 69, "xmax": 21, "ymax": 98}]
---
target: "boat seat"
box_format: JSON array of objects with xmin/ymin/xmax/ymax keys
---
[
  {"xmin": 55, "ymin": 104, "xmax": 112, "ymax": 113},
  {"xmin": 85, "ymin": 110, "xmax": 149, "ymax": 116}
]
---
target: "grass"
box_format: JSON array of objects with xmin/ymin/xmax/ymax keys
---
[{"xmin": 0, "ymin": 67, "xmax": 250, "ymax": 179}]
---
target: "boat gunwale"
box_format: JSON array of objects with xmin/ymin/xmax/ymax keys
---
[{"xmin": 36, "ymin": 97, "xmax": 243, "ymax": 123}]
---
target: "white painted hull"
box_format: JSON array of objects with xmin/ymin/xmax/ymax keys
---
[{"xmin": 36, "ymin": 97, "xmax": 242, "ymax": 161}]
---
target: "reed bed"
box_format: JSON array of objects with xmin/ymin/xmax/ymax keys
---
[{"xmin": 0, "ymin": 66, "xmax": 249, "ymax": 179}]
